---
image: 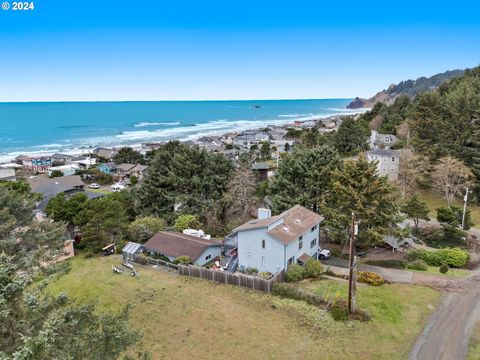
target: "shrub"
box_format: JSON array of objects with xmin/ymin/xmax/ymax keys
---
[
  {"xmin": 439, "ymin": 263, "xmax": 449, "ymax": 274},
  {"xmin": 304, "ymin": 259, "xmax": 324, "ymax": 278},
  {"xmin": 363, "ymin": 259, "xmax": 407, "ymax": 269},
  {"xmin": 405, "ymin": 248, "xmax": 469, "ymax": 268},
  {"xmin": 357, "ymin": 271, "xmax": 384, "ymax": 286},
  {"xmin": 407, "ymin": 260, "xmax": 428, "ymax": 271},
  {"xmin": 173, "ymin": 214, "xmax": 200, "ymax": 232},
  {"xmin": 285, "ymin": 264, "xmax": 305, "ymax": 282},
  {"xmin": 245, "ymin": 267, "xmax": 259, "ymax": 275},
  {"xmin": 258, "ymin": 271, "xmax": 273, "ymax": 279},
  {"xmin": 330, "ymin": 302, "xmax": 349, "ymax": 321},
  {"xmin": 174, "ymin": 255, "xmax": 192, "ymax": 265}
]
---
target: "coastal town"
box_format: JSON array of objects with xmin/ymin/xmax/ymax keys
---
[{"xmin": 2, "ymin": 2, "xmax": 480, "ymax": 359}]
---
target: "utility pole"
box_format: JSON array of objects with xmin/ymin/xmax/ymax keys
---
[
  {"xmin": 462, "ymin": 187, "xmax": 470, "ymax": 230},
  {"xmin": 348, "ymin": 212, "xmax": 358, "ymax": 315}
]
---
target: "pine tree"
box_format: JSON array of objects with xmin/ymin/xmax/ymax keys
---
[
  {"xmin": 401, "ymin": 195, "xmax": 430, "ymax": 230},
  {"xmin": 322, "ymin": 156, "xmax": 401, "ymax": 248},
  {"xmin": 270, "ymin": 145, "xmax": 340, "ymax": 213}
]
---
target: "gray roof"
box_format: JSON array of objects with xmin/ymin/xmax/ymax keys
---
[
  {"xmin": 0, "ymin": 168, "xmax": 15, "ymax": 180},
  {"xmin": 30, "ymin": 176, "xmax": 86, "ymax": 211},
  {"xmin": 85, "ymin": 191, "xmax": 106, "ymax": 200},
  {"xmin": 122, "ymin": 242, "xmax": 144, "ymax": 255},
  {"xmin": 51, "ymin": 153, "xmax": 73, "ymax": 160},
  {"xmin": 367, "ymin": 149, "xmax": 400, "ymax": 157}
]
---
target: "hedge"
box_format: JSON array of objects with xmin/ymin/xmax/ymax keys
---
[
  {"xmin": 405, "ymin": 247, "xmax": 469, "ymax": 268},
  {"xmin": 363, "ymin": 259, "xmax": 407, "ymax": 269},
  {"xmin": 407, "ymin": 260, "xmax": 428, "ymax": 271}
]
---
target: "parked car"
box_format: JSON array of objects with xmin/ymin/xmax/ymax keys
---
[
  {"xmin": 317, "ymin": 247, "xmax": 331, "ymax": 260},
  {"xmin": 111, "ymin": 183, "xmax": 126, "ymax": 192},
  {"xmin": 88, "ymin": 183, "xmax": 100, "ymax": 189}
]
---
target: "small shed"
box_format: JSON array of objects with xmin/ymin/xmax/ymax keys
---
[{"xmin": 122, "ymin": 242, "xmax": 144, "ymax": 262}]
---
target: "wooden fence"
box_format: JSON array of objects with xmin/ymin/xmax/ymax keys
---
[
  {"xmin": 127, "ymin": 254, "xmax": 178, "ymax": 271},
  {"xmin": 178, "ymin": 264, "xmax": 285, "ymax": 293}
]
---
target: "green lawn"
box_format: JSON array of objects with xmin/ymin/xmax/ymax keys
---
[
  {"xmin": 47, "ymin": 256, "xmax": 440, "ymax": 360},
  {"xmin": 468, "ymin": 321, "xmax": 480, "ymax": 360},
  {"xmin": 407, "ymin": 266, "xmax": 468, "ymax": 278},
  {"xmin": 418, "ymin": 189, "xmax": 480, "ymax": 226}
]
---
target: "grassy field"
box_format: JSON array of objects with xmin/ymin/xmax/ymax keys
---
[
  {"xmin": 407, "ymin": 266, "xmax": 468, "ymax": 278},
  {"xmin": 468, "ymin": 321, "xmax": 480, "ymax": 359},
  {"xmin": 48, "ymin": 256, "xmax": 440, "ymax": 360},
  {"xmin": 418, "ymin": 189, "xmax": 480, "ymax": 226}
]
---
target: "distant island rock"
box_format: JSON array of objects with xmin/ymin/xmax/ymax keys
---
[
  {"xmin": 251, "ymin": 105, "xmax": 262, "ymax": 109},
  {"xmin": 347, "ymin": 69, "xmax": 465, "ymax": 109}
]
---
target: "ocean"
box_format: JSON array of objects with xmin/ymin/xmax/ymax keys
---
[{"xmin": 0, "ymin": 99, "xmax": 359, "ymax": 162}]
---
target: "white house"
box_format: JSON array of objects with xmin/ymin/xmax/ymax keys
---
[
  {"xmin": 226, "ymin": 205, "xmax": 323, "ymax": 274},
  {"xmin": 369, "ymin": 130, "xmax": 399, "ymax": 150},
  {"xmin": 366, "ymin": 148, "xmax": 400, "ymax": 180}
]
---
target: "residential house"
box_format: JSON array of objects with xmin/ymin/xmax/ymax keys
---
[
  {"xmin": 252, "ymin": 162, "xmax": 275, "ymax": 181},
  {"xmin": 0, "ymin": 167, "xmax": 16, "ymax": 181},
  {"xmin": 15, "ymin": 155, "xmax": 52, "ymax": 173},
  {"xmin": 93, "ymin": 147, "xmax": 116, "ymax": 160},
  {"xmin": 51, "ymin": 153, "xmax": 74, "ymax": 165},
  {"xmin": 225, "ymin": 205, "xmax": 323, "ymax": 274},
  {"xmin": 366, "ymin": 148, "xmax": 400, "ymax": 181},
  {"xmin": 114, "ymin": 163, "xmax": 136, "ymax": 178},
  {"xmin": 369, "ymin": 130, "xmax": 399, "ymax": 150},
  {"xmin": 128, "ymin": 164, "xmax": 149, "ymax": 180},
  {"xmin": 30, "ymin": 175, "xmax": 86, "ymax": 213},
  {"xmin": 143, "ymin": 231, "xmax": 222, "ymax": 266},
  {"xmin": 96, "ymin": 162, "xmax": 117, "ymax": 175},
  {"xmin": 47, "ymin": 163, "xmax": 80, "ymax": 177}
]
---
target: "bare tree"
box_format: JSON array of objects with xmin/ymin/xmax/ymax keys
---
[
  {"xmin": 432, "ymin": 156, "xmax": 474, "ymax": 205},
  {"xmin": 397, "ymin": 147, "xmax": 429, "ymax": 200},
  {"xmin": 224, "ymin": 166, "xmax": 259, "ymax": 224},
  {"xmin": 368, "ymin": 114, "xmax": 384, "ymax": 131}
]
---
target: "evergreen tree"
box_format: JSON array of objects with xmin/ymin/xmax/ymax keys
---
[
  {"xmin": 270, "ymin": 145, "xmax": 340, "ymax": 213},
  {"xmin": 401, "ymin": 195, "xmax": 430, "ymax": 230},
  {"xmin": 113, "ymin": 147, "xmax": 145, "ymax": 164},
  {"xmin": 74, "ymin": 195, "xmax": 129, "ymax": 251},
  {"xmin": 333, "ymin": 116, "xmax": 369, "ymax": 155},
  {"xmin": 322, "ymin": 156, "xmax": 401, "ymax": 248},
  {"xmin": 135, "ymin": 141, "xmax": 233, "ymax": 221}
]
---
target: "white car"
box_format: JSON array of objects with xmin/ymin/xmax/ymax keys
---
[
  {"xmin": 88, "ymin": 183, "xmax": 100, "ymax": 189},
  {"xmin": 318, "ymin": 247, "xmax": 331, "ymax": 260},
  {"xmin": 111, "ymin": 183, "xmax": 126, "ymax": 192}
]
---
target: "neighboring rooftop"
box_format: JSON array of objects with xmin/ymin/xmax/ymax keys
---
[{"xmin": 144, "ymin": 231, "xmax": 222, "ymax": 261}]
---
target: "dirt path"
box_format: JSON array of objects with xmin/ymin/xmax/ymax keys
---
[{"xmin": 409, "ymin": 269, "xmax": 480, "ymax": 360}]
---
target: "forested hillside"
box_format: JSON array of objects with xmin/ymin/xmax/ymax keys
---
[
  {"xmin": 347, "ymin": 69, "xmax": 465, "ymax": 109},
  {"xmin": 357, "ymin": 66, "xmax": 480, "ymax": 200}
]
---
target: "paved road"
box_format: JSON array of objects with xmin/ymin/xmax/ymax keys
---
[
  {"xmin": 409, "ymin": 268, "xmax": 480, "ymax": 360},
  {"xmin": 323, "ymin": 257, "xmax": 414, "ymax": 284}
]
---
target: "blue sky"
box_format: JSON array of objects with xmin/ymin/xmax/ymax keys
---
[{"xmin": 0, "ymin": 0, "xmax": 479, "ymax": 101}]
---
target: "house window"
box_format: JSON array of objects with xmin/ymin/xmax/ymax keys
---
[
  {"xmin": 262, "ymin": 239, "xmax": 265, "ymax": 249},
  {"xmin": 287, "ymin": 256, "xmax": 295, "ymax": 266},
  {"xmin": 392, "ymin": 157, "xmax": 395, "ymax": 161},
  {"xmin": 298, "ymin": 240, "xmax": 303, "ymax": 250},
  {"xmin": 261, "ymin": 256, "xmax": 265, "ymax": 267},
  {"xmin": 310, "ymin": 238, "xmax": 317, "ymax": 248},
  {"xmin": 205, "ymin": 254, "xmax": 211, "ymax": 261},
  {"xmin": 299, "ymin": 235, "xmax": 303, "ymax": 241},
  {"xmin": 311, "ymin": 225, "xmax": 317, "ymax": 232}
]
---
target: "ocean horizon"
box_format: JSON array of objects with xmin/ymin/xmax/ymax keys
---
[{"xmin": 0, "ymin": 99, "xmax": 361, "ymax": 163}]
